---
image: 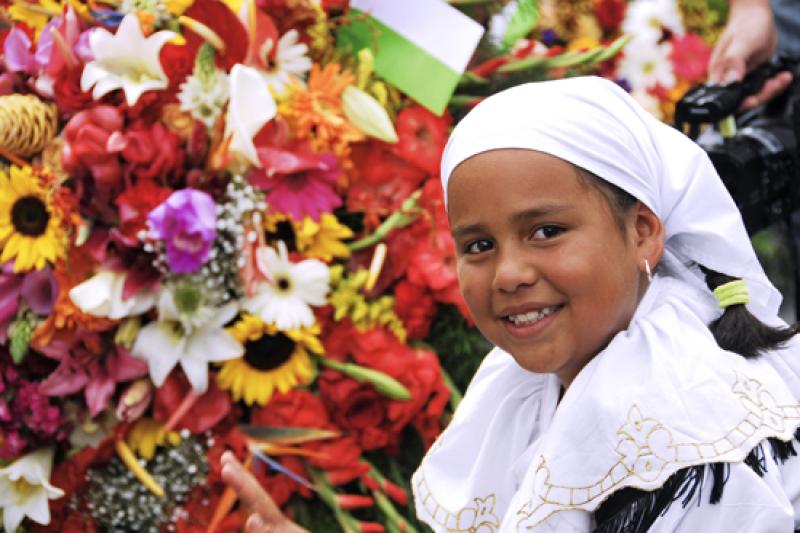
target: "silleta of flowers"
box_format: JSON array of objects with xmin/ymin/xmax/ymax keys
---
[{"xmin": 0, "ymin": 0, "xmax": 722, "ymax": 531}]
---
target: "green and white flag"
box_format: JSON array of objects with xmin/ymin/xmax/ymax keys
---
[{"xmin": 338, "ymin": 0, "xmax": 484, "ymax": 116}]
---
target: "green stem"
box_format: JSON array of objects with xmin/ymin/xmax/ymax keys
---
[
  {"xmin": 309, "ymin": 468, "xmax": 360, "ymax": 533},
  {"xmin": 348, "ymin": 190, "xmax": 422, "ymax": 251},
  {"xmin": 440, "ymin": 367, "xmax": 463, "ymax": 410},
  {"xmin": 364, "ymin": 462, "xmax": 420, "ymax": 533}
]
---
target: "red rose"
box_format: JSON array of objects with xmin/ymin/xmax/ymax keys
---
[
  {"xmin": 121, "ymin": 120, "xmax": 186, "ymax": 183},
  {"xmin": 62, "ymin": 105, "xmax": 124, "ymax": 198},
  {"xmin": 394, "ymin": 280, "xmax": 436, "ymax": 340},
  {"xmin": 391, "ymin": 105, "xmax": 451, "ymax": 176}
]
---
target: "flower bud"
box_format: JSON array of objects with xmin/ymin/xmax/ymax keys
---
[
  {"xmin": 116, "ymin": 378, "xmax": 153, "ymax": 421},
  {"xmin": 335, "ymin": 493, "xmax": 375, "ymax": 510},
  {"xmin": 342, "ymin": 85, "xmax": 398, "ymax": 144}
]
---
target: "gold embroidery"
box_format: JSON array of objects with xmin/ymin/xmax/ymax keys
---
[
  {"xmin": 415, "ymin": 472, "xmax": 500, "ymax": 532},
  {"xmin": 513, "ymin": 373, "xmax": 800, "ymax": 530}
]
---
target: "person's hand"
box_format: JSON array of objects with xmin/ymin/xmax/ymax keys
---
[
  {"xmin": 220, "ymin": 451, "xmax": 309, "ymax": 533},
  {"xmin": 708, "ymin": 0, "xmax": 792, "ymax": 109}
]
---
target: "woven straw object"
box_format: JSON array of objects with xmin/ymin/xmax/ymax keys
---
[{"xmin": 0, "ymin": 94, "xmax": 58, "ymax": 158}]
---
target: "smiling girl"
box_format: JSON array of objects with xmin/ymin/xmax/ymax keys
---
[{"xmin": 412, "ymin": 77, "xmax": 800, "ymax": 532}]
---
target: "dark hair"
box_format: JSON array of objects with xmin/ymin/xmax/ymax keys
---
[{"xmin": 575, "ymin": 165, "xmax": 799, "ymax": 359}]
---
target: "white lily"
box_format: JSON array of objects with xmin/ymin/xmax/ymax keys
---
[
  {"xmin": 69, "ymin": 270, "xmax": 157, "ymax": 320},
  {"xmin": 81, "ymin": 14, "xmax": 176, "ymax": 106},
  {"xmin": 131, "ymin": 285, "xmax": 243, "ymax": 392},
  {"xmin": 0, "ymin": 447, "xmax": 64, "ymax": 533},
  {"xmin": 225, "ymin": 64, "xmax": 277, "ymax": 167},
  {"xmin": 244, "ymin": 241, "xmax": 330, "ymax": 330}
]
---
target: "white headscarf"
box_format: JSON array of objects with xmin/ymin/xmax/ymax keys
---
[{"xmin": 413, "ymin": 77, "xmax": 800, "ymax": 532}]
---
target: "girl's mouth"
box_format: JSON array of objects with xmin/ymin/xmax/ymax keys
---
[{"xmin": 506, "ymin": 304, "xmax": 562, "ymax": 326}]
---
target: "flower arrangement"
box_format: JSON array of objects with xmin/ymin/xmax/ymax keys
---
[{"xmin": 0, "ymin": 0, "xmax": 721, "ymax": 531}]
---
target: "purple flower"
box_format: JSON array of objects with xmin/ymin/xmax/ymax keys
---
[{"xmin": 147, "ymin": 189, "xmax": 217, "ymax": 274}]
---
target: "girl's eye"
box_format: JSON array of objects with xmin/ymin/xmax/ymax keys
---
[
  {"xmin": 464, "ymin": 239, "xmax": 494, "ymax": 254},
  {"xmin": 531, "ymin": 225, "xmax": 565, "ymax": 240}
]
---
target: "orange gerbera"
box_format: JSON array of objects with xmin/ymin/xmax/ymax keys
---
[{"xmin": 280, "ymin": 63, "xmax": 364, "ymax": 161}]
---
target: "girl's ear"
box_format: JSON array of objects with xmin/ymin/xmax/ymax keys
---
[{"xmin": 631, "ymin": 202, "xmax": 664, "ymax": 268}]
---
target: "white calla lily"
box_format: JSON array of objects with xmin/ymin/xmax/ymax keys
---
[
  {"xmin": 81, "ymin": 14, "xmax": 176, "ymax": 106},
  {"xmin": 225, "ymin": 64, "xmax": 277, "ymax": 166},
  {"xmin": 69, "ymin": 270, "xmax": 157, "ymax": 320},
  {"xmin": 0, "ymin": 447, "xmax": 64, "ymax": 533}
]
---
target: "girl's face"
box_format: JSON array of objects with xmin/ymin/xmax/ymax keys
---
[{"xmin": 448, "ymin": 149, "xmax": 661, "ymax": 387}]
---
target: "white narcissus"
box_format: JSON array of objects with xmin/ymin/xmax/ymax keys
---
[
  {"xmin": 244, "ymin": 241, "xmax": 330, "ymax": 331},
  {"xmin": 81, "ymin": 14, "xmax": 176, "ymax": 106},
  {"xmin": 0, "ymin": 447, "xmax": 64, "ymax": 533},
  {"xmin": 131, "ymin": 286, "xmax": 244, "ymax": 393},
  {"xmin": 69, "ymin": 270, "xmax": 157, "ymax": 320}
]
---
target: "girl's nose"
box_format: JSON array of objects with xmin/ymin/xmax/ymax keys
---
[{"xmin": 492, "ymin": 248, "xmax": 539, "ymax": 293}]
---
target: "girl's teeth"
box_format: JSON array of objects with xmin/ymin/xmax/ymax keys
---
[{"xmin": 508, "ymin": 306, "xmax": 558, "ymax": 325}]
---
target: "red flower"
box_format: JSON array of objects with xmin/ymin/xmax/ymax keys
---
[
  {"xmin": 115, "ymin": 179, "xmax": 172, "ymax": 240},
  {"xmin": 62, "ymin": 105, "xmax": 124, "ymax": 202},
  {"xmin": 670, "ymin": 33, "xmax": 712, "ymax": 83},
  {"xmin": 182, "ymin": 0, "xmax": 248, "ymax": 71},
  {"xmin": 153, "ymin": 372, "xmax": 232, "ymax": 434},
  {"xmin": 407, "ymin": 226, "xmax": 458, "ymax": 292},
  {"xmin": 120, "ymin": 120, "xmax": 186, "ymax": 184},
  {"xmin": 52, "ymin": 66, "xmax": 93, "ymax": 116},
  {"xmin": 393, "ymin": 280, "xmax": 436, "ymax": 340},
  {"xmin": 347, "ymin": 141, "xmax": 426, "ymax": 226},
  {"xmin": 382, "ymin": 219, "xmax": 432, "ymax": 285},
  {"xmin": 594, "ymin": 0, "xmax": 626, "ymax": 32},
  {"xmin": 391, "ymin": 105, "xmax": 451, "ymax": 176}
]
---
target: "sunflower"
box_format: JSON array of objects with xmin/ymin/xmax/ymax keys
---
[
  {"xmin": 218, "ymin": 314, "xmax": 323, "ymax": 405},
  {"xmin": 0, "ymin": 165, "xmax": 69, "ymax": 273}
]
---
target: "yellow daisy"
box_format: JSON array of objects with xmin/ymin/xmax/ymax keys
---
[
  {"xmin": 219, "ymin": 314, "xmax": 322, "ymax": 406},
  {"xmin": 296, "ymin": 213, "xmax": 353, "ymax": 261},
  {"xmin": 0, "ymin": 165, "xmax": 68, "ymax": 273}
]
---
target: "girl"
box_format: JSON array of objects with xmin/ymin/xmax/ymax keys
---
[
  {"xmin": 222, "ymin": 76, "xmax": 800, "ymax": 531},
  {"xmin": 412, "ymin": 76, "xmax": 800, "ymax": 532}
]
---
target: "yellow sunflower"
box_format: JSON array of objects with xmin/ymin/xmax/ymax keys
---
[
  {"xmin": 0, "ymin": 165, "xmax": 68, "ymax": 272},
  {"xmin": 219, "ymin": 314, "xmax": 322, "ymax": 406}
]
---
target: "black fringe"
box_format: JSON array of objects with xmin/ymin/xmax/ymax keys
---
[{"xmin": 592, "ymin": 434, "xmax": 800, "ymax": 533}]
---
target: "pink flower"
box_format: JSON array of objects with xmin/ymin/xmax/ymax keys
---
[
  {"xmin": 147, "ymin": 189, "xmax": 217, "ymax": 273},
  {"xmin": 0, "ymin": 264, "xmax": 59, "ymax": 343},
  {"xmin": 38, "ymin": 336, "xmax": 149, "ymax": 417},
  {"xmin": 251, "ymin": 125, "xmax": 342, "ymax": 221},
  {"xmin": 670, "ymin": 33, "xmax": 712, "ymax": 83}
]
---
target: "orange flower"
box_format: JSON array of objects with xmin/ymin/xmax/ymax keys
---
[
  {"xmin": 280, "ymin": 63, "xmax": 364, "ymax": 162},
  {"xmin": 31, "ymin": 248, "xmax": 115, "ymax": 348}
]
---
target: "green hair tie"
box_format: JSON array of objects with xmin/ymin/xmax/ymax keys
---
[{"xmin": 713, "ymin": 279, "xmax": 750, "ymax": 308}]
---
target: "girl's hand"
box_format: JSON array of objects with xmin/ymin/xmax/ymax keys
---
[{"xmin": 220, "ymin": 451, "xmax": 310, "ymax": 533}]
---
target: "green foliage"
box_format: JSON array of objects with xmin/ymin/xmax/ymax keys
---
[{"xmin": 425, "ymin": 305, "xmax": 490, "ymax": 393}]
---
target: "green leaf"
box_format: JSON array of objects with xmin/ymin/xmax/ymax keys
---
[
  {"xmin": 500, "ymin": 0, "xmax": 539, "ymax": 53},
  {"xmin": 239, "ymin": 425, "xmax": 340, "ymax": 444}
]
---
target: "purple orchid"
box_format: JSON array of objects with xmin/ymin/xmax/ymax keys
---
[
  {"xmin": 147, "ymin": 188, "xmax": 218, "ymax": 274},
  {"xmin": 0, "ymin": 263, "xmax": 59, "ymax": 343}
]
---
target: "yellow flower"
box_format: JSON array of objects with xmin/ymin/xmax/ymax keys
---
[
  {"xmin": 8, "ymin": 0, "xmax": 63, "ymax": 35},
  {"xmin": 165, "ymin": 0, "xmax": 194, "ymax": 16},
  {"xmin": 0, "ymin": 165, "xmax": 68, "ymax": 272},
  {"xmin": 296, "ymin": 213, "xmax": 353, "ymax": 261},
  {"xmin": 127, "ymin": 418, "xmax": 182, "ymax": 460},
  {"xmin": 328, "ymin": 265, "xmax": 407, "ymax": 342},
  {"xmin": 219, "ymin": 314, "xmax": 321, "ymax": 406}
]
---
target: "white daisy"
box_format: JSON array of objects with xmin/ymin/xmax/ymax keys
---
[
  {"xmin": 0, "ymin": 447, "xmax": 64, "ymax": 533},
  {"xmin": 178, "ymin": 69, "xmax": 230, "ymax": 130},
  {"xmin": 244, "ymin": 241, "xmax": 330, "ymax": 331},
  {"xmin": 622, "ymin": 0, "xmax": 684, "ymax": 44},
  {"xmin": 259, "ymin": 29, "xmax": 313, "ymax": 95},
  {"xmin": 618, "ymin": 41, "xmax": 675, "ymax": 90},
  {"xmin": 132, "ymin": 284, "xmax": 243, "ymax": 393}
]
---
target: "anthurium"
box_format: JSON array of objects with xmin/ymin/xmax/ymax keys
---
[
  {"xmin": 80, "ymin": 14, "xmax": 176, "ymax": 106},
  {"xmin": 0, "ymin": 447, "xmax": 65, "ymax": 533}
]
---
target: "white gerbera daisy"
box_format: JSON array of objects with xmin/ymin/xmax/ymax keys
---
[
  {"xmin": 259, "ymin": 29, "xmax": 313, "ymax": 95},
  {"xmin": 622, "ymin": 0, "xmax": 684, "ymax": 43},
  {"xmin": 618, "ymin": 41, "xmax": 675, "ymax": 91},
  {"xmin": 244, "ymin": 240, "xmax": 330, "ymax": 330}
]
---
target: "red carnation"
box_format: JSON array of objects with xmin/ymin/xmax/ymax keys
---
[
  {"xmin": 391, "ymin": 105, "xmax": 451, "ymax": 176},
  {"xmin": 393, "ymin": 280, "xmax": 437, "ymax": 340},
  {"xmin": 115, "ymin": 180, "xmax": 172, "ymax": 240},
  {"xmin": 120, "ymin": 120, "xmax": 186, "ymax": 184}
]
